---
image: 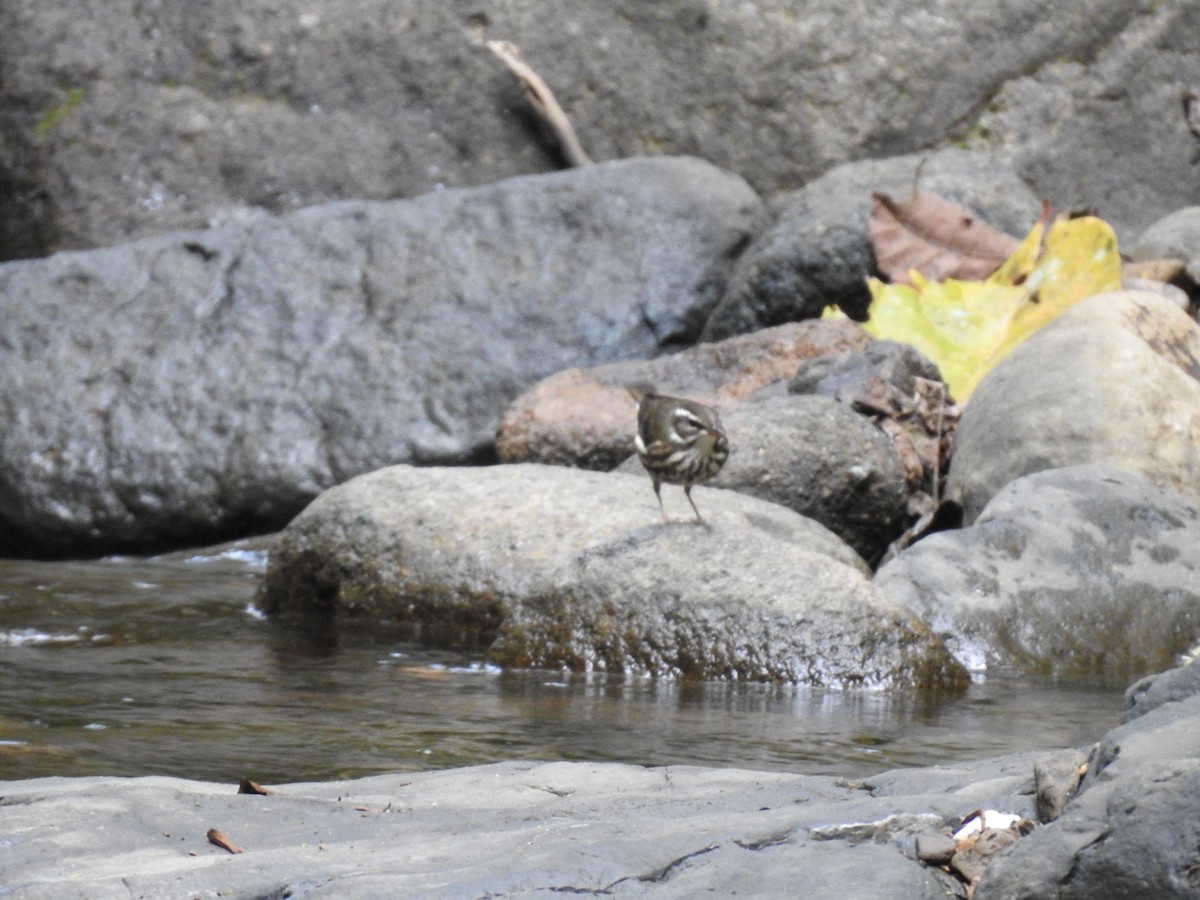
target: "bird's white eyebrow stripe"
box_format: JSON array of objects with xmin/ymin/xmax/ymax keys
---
[{"xmin": 675, "ymin": 408, "xmax": 704, "ymax": 425}]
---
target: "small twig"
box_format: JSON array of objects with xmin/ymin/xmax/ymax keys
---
[
  {"xmin": 487, "ymin": 40, "xmax": 592, "ymax": 167},
  {"xmin": 931, "ymin": 381, "xmax": 946, "ymax": 505},
  {"xmin": 910, "ymin": 155, "xmax": 930, "ymax": 198},
  {"xmin": 1183, "ymin": 90, "xmax": 1200, "ymax": 142}
]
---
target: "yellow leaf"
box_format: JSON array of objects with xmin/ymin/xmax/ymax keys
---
[
  {"xmin": 988, "ymin": 218, "xmax": 1045, "ymax": 286},
  {"xmin": 858, "ymin": 215, "xmax": 1121, "ymax": 401},
  {"xmin": 959, "ymin": 216, "xmax": 1121, "ymax": 397}
]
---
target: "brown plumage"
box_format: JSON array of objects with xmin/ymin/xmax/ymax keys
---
[{"xmin": 628, "ymin": 384, "xmax": 729, "ymax": 523}]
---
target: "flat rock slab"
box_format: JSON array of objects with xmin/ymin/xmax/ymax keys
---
[
  {"xmin": 260, "ymin": 463, "xmax": 966, "ymax": 688},
  {"xmin": 2, "ymin": 755, "xmax": 1041, "ymax": 899}
]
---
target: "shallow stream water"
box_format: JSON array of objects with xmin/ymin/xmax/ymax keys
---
[{"xmin": 0, "ymin": 540, "xmax": 1127, "ymax": 785}]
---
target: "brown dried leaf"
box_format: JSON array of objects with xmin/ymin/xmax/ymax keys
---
[
  {"xmin": 1122, "ymin": 257, "xmax": 1187, "ymax": 285},
  {"xmin": 207, "ymin": 828, "xmax": 244, "ymax": 854},
  {"xmin": 875, "ymin": 417, "xmax": 926, "ymax": 489},
  {"xmin": 237, "ymin": 779, "xmax": 276, "ymax": 795},
  {"xmin": 869, "ymin": 191, "xmax": 1022, "ymax": 285}
]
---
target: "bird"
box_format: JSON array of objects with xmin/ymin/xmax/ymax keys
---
[{"xmin": 628, "ymin": 384, "xmax": 730, "ymax": 524}]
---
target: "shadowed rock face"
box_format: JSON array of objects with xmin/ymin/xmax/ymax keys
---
[
  {"xmin": 0, "ymin": 157, "xmax": 762, "ymax": 557},
  {"xmin": 2, "ymin": 0, "xmax": 1191, "ymax": 258},
  {"xmin": 260, "ymin": 463, "xmax": 967, "ymax": 689}
]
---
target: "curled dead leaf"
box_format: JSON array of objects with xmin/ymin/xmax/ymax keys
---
[
  {"xmin": 869, "ymin": 190, "xmax": 1022, "ymax": 285},
  {"xmin": 207, "ymin": 828, "xmax": 244, "ymax": 854}
]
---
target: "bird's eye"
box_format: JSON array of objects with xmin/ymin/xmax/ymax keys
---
[{"xmin": 674, "ymin": 410, "xmax": 705, "ymax": 436}]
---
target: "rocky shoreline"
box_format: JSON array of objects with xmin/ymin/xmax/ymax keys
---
[
  {"xmin": 4, "ymin": 660, "xmax": 1197, "ymax": 898},
  {"xmin": 3, "ymin": 2, "xmax": 1200, "ymax": 896}
]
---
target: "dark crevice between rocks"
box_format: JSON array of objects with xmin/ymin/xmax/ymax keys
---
[
  {"xmin": 590, "ymin": 843, "xmax": 721, "ymax": 893},
  {"xmin": 734, "ymin": 829, "xmax": 794, "ymax": 851},
  {"xmin": 241, "ymin": 887, "xmax": 294, "ymax": 900}
]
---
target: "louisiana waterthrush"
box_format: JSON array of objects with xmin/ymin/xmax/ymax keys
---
[{"xmin": 628, "ymin": 384, "xmax": 730, "ymax": 523}]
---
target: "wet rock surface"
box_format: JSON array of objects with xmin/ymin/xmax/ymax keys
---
[
  {"xmin": 260, "ymin": 463, "xmax": 965, "ymax": 689},
  {"xmin": 0, "ymin": 157, "xmax": 760, "ymax": 557},
  {"xmin": 975, "ymin": 667, "xmax": 1200, "ymax": 899},
  {"xmin": 9, "ymin": 672, "xmax": 1197, "ymax": 900},
  {"xmin": 873, "ymin": 465, "xmax": 1200, "ymax": 679}
]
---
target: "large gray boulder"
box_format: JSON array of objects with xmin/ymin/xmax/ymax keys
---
[
  {"xmin": 0, "ymin": 157, "xmax": 761, "ymax": 556},
  {"xmin": 874, "ymin": 465, "xmax": 1200, "ymax": 679},
  {"xmin": 259, "ymin": 463, "xmax": 967, "ymax": 688},
  {"xmin": 707, "ymin": 394, "xmax": 911, "ymax": 565},
  {"xmin": 947, "ymin": 290, "xmax": 1200, "ymax": 524},
  {"xmin": 1, "ymin": 0, "xmax": 1194, "ymax": 258},
  {"xmin": 1132, "ymin": 206, "xmax": 1200, "ymax": 287}
]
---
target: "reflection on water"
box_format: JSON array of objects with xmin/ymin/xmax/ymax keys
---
[{"xmin": 0, "ymin": 541, "xmax": 1125, "ymax": 784}]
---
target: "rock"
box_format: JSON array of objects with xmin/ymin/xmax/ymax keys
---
[
  {"xmin": 0, "ymin": 157, "xmax": 761, "ymax": 557},
  {"xmin": 968, "ymin": 0, "xmax": 1200, "ymax": 240},
  {"xmin": 3, "ymin": 3, "xmax": 1191, "ymax": 259},
  {"xmin": 1034, "ymin": 749, "xmax": 1088, "ymax": 823},
  {"xmin": 951, "ymin": 827, "xmax": 1024, "ymax": 884},
  {"xmin": 788, "ymin": 341, "xmax": 954, "ymax": 508},
  {"xmin": 1132, "ymin": 206, "xmax": 1200, "ymax": 294},
  {"xmin": 947, "ymin": 290, "xmax": 1200, "ymax": 524},
  {"xmin": 705, "ymin": 394, "xmax": 911, "ymax": 565},
  {"xmin": 500, "ymin": 332, "xmax": 914, "ymax": 564},
  {"xmin": 701, "ymin": 149, "xmax": 1041, "ymax": 339},
  {"xmin": 495, "ymin": 319, "xmax": 871, "ymax": 470},
  {"xmin": 915, "ymin": 832, "xmax": 958, "ymax": 865},
  {"xmin": 873, "ymin": 465, "xmax": 1200, "ymax": 678},
  {"xmin": 788, "ymin": 340, "xmax": 944, "ymax": 404},
  {"xmin": 976, "ymin": 694, "xmax": 1200, "ymax": 899},
  {"xmin": 1122, "ymin": 662, "xmax": 1200, "ymax": 723},
  {"xmin": 259, "ymin": 463, "xmax": 967, "ymax": 688},
  {"xmin": 0, "ymin": 749, "xmax": 1052, "ymax": 900}
]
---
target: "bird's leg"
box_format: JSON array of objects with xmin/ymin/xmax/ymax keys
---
[
  {"xmin": 653, "ymin": 479, "xmax": 670, "ymax": 524},
  {"xmin": 684, "ymin": 484, "xmax": 704, "ymax": 524}
]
